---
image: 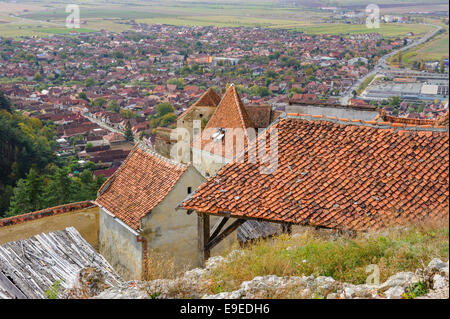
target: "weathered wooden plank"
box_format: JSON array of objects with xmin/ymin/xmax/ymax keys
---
[
  {"xmin": 0, "ymin": 227, "xmax": 123, "ymax": 299},
  {"xmin": 209, "ymin": 217, "xmax": 229, "ymax": 241},
  {"xmin": 205, "ymin": 219, "xmax": 246, "ymax": 251},
  {"xmin": 0, "ymin": 271, "xmax": 27, "ymax": 299},
  {"xmin": 197, "ymin": 212, "xmax": 210, "ymax": 267}
]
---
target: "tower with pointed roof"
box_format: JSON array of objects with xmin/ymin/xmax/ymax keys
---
[{"xmin": 192, "ymin": 84, "xmax": 258, "ymax": 177}]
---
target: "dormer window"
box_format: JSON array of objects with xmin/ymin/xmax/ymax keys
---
[{"xmin": 212, "ymin": 128, "xmax": 225, "ymax": 141}]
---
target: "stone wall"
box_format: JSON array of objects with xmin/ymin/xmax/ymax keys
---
[
  {"xmin": 98, "ymin": 208, "xmax": 143, "ymax": 280},
  {"xmin": 0, "ymin": 201, "xmax": 99, "ymax": 248},
  {"xmin": 140, "ymin": 166, "xmax": 237, "ymax": 271}
]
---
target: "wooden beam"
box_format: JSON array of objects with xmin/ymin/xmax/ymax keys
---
[
  {"xmin": 198, "ymin": 212, "xmax": 210, "ymax": 267},
  {"xmin": 0, "ymin": 271, "xmax": 27, "ymax": 299},
  {"xmin": 205, "ymin": 219, "xmax": 246, "ymax": 251},
  {"xmin": 209, "ymin": 216, "xmax": 229, "ymax": 241},
  {"xmin": 282, "ymin": 223, "xmax": 292, "ymax": 234}
]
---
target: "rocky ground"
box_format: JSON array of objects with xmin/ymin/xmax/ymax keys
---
[{"xmin": 83, "ymin": 252, "xmax": 449, "ymax": 299}]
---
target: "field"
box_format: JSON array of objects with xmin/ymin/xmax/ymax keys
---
[
  {"xmin": 404, "ymin": 29, "xmax": 449, "ymax": 65},
  {"xmin": 293, "ymin": 23, "xmax": 433, "ymax": 37},
  {"xmin": 0, "ymin": 0, "xmax": 445, "ymax": 44}
]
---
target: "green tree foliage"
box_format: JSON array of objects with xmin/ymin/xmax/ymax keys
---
[
  {"xmin": 106, "ymin": 100, "xmax": 120, "ymax": 113},
  {"xmin": 92, "ymin": 97, "xmax": 107, "ymax": 107},
  {"xmin": 156, "ymin": 102, "xmax": 175, "ymax": 117},
  {"xmin": 7, "ymin": 168, "xmax": 44, "ymax": 217},
  {"xmin": 0, "ymin": 90, "xmax": 11, "ymax": 112},
  {"xmin": 78, "ymin": 91, "xmax": 89, "ymax": 101},
  {"xmin": 124, "ymin": 121, "xmax": 134, "ymax": 141}
]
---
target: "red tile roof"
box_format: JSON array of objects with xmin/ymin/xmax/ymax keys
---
[
  {"xmin": 0, "ymin": 201, "xmax": 96, "ymax": 228},
  {"xmin": 195, "ymin": 84, "xmax": 255, "ymax": 159},
  {"xmin": 178, "ymin": 88, "xmax": 221, "ymax": 121},
  {"xmin": 96, "ymin": 145, "xmax": 189, "ymax": 230},
  {"xmin": 182, "ymin": 115, "xmax": 449, "ymax": 231}
]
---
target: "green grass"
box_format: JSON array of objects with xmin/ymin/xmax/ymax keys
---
[
  {"xmin": 207, "ymin": 218, "xmax": 449, "ymax": 294},
  {"xmin": 294, "ymin": 23, "xmax": 433, "ymax": 38},
  {"xmin": 39, "ymin": 27, "xmax": 96, "ymax": 34},
  {"xmin": 356, "ymin": 74, "xmax": 376, "ymax": 95},
  {"xmin": 403, "ymin": 29, "xmax": 449, "ymax": 64}
]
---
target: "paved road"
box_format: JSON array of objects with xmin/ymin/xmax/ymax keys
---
[
  {"xmin": 82, "ymin": 113, "xmax": 123, "ymax": 135},
  {"xmin": 339, "ymin": 23, "xmax": 444, "ymax": 105}
]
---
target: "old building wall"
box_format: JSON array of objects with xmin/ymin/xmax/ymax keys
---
[
  {"xmin": 192, "ymin": 148, "xmax": 231, "ymax": 178},
  {"xmin": 140, "ymin": 166, "xmax": 237, "ymax": 270},
  {"xmin": 286, "ymin": 104, "xmax": 378, "ymax": 121},
  {"xmin": 98, "ymin": 208, "xmax": 143, "ymax": 280},
  {"xmin": 0, "ymin": 205, "xmax": 99, "ymax": 248},
  {"xmin": 177, "ymin": 106, "xmax": 216, "ymax": 138}
]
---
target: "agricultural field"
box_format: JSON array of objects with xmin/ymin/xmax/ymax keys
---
[
  {"xmin": 293, "ymin": 23, "xmax": 434, "ymax": 38},
  {"xmin": 0, "ymin": 0, "xmax": 445, "ymax": 43}
]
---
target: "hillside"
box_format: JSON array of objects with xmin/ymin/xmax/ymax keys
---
[{"xmin": 57, "ymin": 219, "xmax": 449, "ymax": 299}]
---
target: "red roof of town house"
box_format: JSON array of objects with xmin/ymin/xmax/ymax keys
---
[
  {"xmin": 182, "ymin": 115, "xmax": 449, "ymax": 231},
  {"xmin": 93, "ymin": 167, "xmax": 119, "ymax": 178},
  {"xmin": 196, "ymin": 84, "xmax": 255, "ymax": 158},
  {"xmin": 350, "ymin": 99, "xmax": 371, "ymax": 108},
  {"xmin": 103, "ymin": 132, "xmax": 126, "ymax": 143},
  {"xmin": 96, "ymin": 145, "xmax": 189, "ymax": 230}
]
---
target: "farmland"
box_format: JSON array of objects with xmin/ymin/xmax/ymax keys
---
[{"xmin": 0, "ymin": 0, "xmax": 444, "ymax": 42}]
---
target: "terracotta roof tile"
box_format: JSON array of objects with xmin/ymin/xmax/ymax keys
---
[
  {"xmin": 195, "ymin": 84, "xmax": 255, "ymax": 159},
  {"xmin": 182, "ymin": 117, "xmax": 449, "ymax": 231},
  {"xmin": 96, "ymin": 145, "xmax": 188, "ymax": 230},
  {"xmin": 178, "ymin": 88, "xmax": 221, "ymax": 120}
]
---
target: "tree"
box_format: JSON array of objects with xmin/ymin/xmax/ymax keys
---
[
  {"xmin": 85, "ymin": 78, "xmax": 96, "ymax": 87},
  {"xmin": 0, "ymin": 90, "xmax": 11, "ymax": 112},
  {"xmin": 155, "ymin": 102, "xmax": 175, "ymax": 117},
  {"xmin": 43, "ymin": 167, "xmax": 73, "ymax": 207},
  {"xmin": 159, "ymin": 113, "xmax": 177, "ymax": 127},
  {"xmin": 7, "ymin": 168, "xmax": 44, "ymax": 216},
  {"xmin": 124, "ymin": 121, "xmax": 134, "ymax": 141},
  {"xmin": 92, "ymin": 97, "xmax": 107, "ymax": 107},
  {"xmin": 78, "ymin": 91, "xmax": 89, "ymax": 101},
  {"xmin": 33, "ymin": 72, "xmax": 43, "ymax": 82},
  {"xmin": 106, "ymin": 100, "xmax": 120, "ymax": 113}
]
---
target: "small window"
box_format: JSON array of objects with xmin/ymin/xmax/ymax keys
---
[
  {"xmin": 199, "ymin": 114, "xmax": 203, "ymax": 118},
  {"xmin": 187, "ymin": 187, "xmax": 192, "ymax": 194}
]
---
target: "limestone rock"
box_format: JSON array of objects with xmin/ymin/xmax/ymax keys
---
[{"xmin": 384, "ymin": 286, "xmax": 405, "ymax": 299}]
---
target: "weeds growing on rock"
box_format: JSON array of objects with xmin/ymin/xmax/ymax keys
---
[{"xmin": 208, "ymin": 217, "xmax": 449, "ymax": 295}]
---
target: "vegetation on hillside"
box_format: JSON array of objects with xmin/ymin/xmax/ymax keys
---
[
  {"xmin": 204, "ymin": 218, "xmax": 449, "ymax": 294},
  {"xmin": 0, "ymin": 88, "xmax": 106, "ymax": 218}
]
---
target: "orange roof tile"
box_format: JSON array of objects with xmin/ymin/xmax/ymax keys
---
[
  {"xmin": 96, "ymin": 145, "xmax": 188, "ymax": 230},
  {"xmin": 195, "ymin": 84, "xmax": 255, "ymax": 159},
  {"xmin": 182, "ymin": 117, "xmax": 449, "ymax": 231},
  {"xmin": 177, "ymin": 88, "xmax": 221, "ymax": 120}
]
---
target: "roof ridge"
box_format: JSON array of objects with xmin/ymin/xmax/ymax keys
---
[{"xmin": 136, "ymin": 142, "xmax": 189, "ymax": 168}]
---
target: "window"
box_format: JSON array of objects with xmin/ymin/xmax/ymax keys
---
[
  {"xmin": 187, "ymin": 187, "xmax": 192, "ymax": 194},
  {"xmin": 199, "ymin": 114, "xmax": 203, "ymax": 118}
]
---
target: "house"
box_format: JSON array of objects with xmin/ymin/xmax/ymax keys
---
[
  {"xmin": 181, "ymin": 114, "xmax": 449, "ymax": 265},
  {"xmin": 95, "ymin": 144, "xmax": 220, "ymax": 280},
  {"xmin": 192, "ymin": 84, "xmax": 255, "ymax": 177},
  {"xmin": 0, "ymin": 227, "xmax": 122, "ymax": 299},
  {"xmin": 176, "ymin": 87, "xmax": 221, "ymax": 140}
]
